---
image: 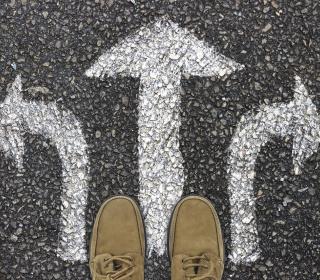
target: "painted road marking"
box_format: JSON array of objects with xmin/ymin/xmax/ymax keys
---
[
  {"xmin": 0, "ymin": 76, "xmax": 89, "ymax": 262},
  {"xmin": 228, "ymin": 76, "xmax": 320, "ymax": 263},
  {"xmin": 86, "ymin": 18, "xmax": 243, "ymax": 256}
]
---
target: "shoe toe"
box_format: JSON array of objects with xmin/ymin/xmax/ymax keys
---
[{"xmin": 91, "ymin": 196, "xmax": 145, "ymax": 257}]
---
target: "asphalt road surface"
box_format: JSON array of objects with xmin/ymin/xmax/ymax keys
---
[{"xmin": 0, "ymin": 0, "xmax": 320, "ymax": 279}]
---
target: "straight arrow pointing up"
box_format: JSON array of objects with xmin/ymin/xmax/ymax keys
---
[{"xmin": 86, "ymin": 18, "xmax": 243, "ymax": 256}]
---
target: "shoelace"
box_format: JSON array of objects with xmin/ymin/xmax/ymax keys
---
[
  {"xmin": 102, "ymin": 256, "xmax": 135, "ymax": 280},
  {"xmin": 182, "ymin": 255, "xmax": 218, "ymax": 280}
]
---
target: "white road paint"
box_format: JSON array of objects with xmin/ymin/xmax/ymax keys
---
[
  {"xmin": 0, "ymin": 75, "xmax": 89, "ymax": 262},
  {"xmin": 86, "ymin": 18, "xmax": 243, "ymax": 255},
  {"xmin": 228, "ymin": 76, "xmax": 320, "ymax": 263}
]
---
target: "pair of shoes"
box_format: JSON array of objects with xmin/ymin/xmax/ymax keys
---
[{"xmin": 90, "ymin": 195, "xmax": 224, "ymax": 280}]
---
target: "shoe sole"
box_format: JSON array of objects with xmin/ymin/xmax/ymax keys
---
[
  {"xmin": 168, "ymin": 195, "xmax": 225, "ymax": 262},
  {"xmin": 89, "ymin": 195, "xmax": 146, "ymax": 276}
]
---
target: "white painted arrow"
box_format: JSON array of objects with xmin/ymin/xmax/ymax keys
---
[
  {"xmin": 0, "ymin": 76, "xmax": 89, "ymax": 262},
  {"xmin": 228, "ymin": 76, "xmax": 320, "ymax": 264},
  {"xmin": 86, "ymin": 18, "xmax": 243, "ymax": 255}
]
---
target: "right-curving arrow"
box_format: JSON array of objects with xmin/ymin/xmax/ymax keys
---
[{"xmin": 228, "ymin": 76, "xmax": 320, "ymax": 264}]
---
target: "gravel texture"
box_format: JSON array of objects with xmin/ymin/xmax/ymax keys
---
[{"xmin": 0, "ymin": 0, "xmax": 320, "ymax": 279}]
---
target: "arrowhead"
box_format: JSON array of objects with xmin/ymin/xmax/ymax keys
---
[
  {"xmin": 0, "ymin": 75, "xmax": 25, "ymax": 170},
  {"xmin": 85, "ymin": 18, "xmax": 243, "ymax": 79},
  {"xmin": 5, "ymin": 74, "xmax": 23, "ymax": 104},
  {"xmin": 0, "ymin": 126, "xmax": 24, "ymax": 169},
  {"xmin": 292, "ymin": 75, "xmax": 320, "ymax": 174}
]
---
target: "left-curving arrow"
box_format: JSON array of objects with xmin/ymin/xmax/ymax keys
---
[
  {"xmin": 86, "ymin": 18, "xmax": 243, "ymax": 256},
  {"xmin": 228, "ymin": 76, "xmax": 320, "ymax": 264},
  {"xmin": 0, "ymin": 75, "xmax": 89, "ymax": 262}
]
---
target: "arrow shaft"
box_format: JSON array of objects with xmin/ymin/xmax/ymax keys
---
[
  {"xmin": 17, "ymin": 101, "xmax": 89, "ymax": 262},
  {"xmin": 228, "ymin": 105, "xmax": 296, "ymax": 263},
  {"xmin": 138, "ymin": 73, "xmax": 184, "ymax": 255}
]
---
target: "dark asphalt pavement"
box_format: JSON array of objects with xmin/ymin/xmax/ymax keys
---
[{"xmin": 0, "ymin": 0, "xmax": 319, "ymax": 279}]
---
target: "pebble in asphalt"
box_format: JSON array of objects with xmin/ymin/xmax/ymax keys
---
[{"xmin": 0, "ymin": 0, "xmax": 320, "ymax": 279}]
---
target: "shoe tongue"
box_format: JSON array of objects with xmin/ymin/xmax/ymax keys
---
[
  {"xmin": 184, "ymin": 254, "xmax": 216, "ymax": 278},
  {"xmin": 95, "ymin": 253, "xmax": 133, "ymax": 278}
]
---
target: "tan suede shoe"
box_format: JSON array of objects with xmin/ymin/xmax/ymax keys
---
[
  {"xmin": 169, "ymin": 196, "xmax": 224, "ymax": 280},
  {"xmin": 90, "ymin": 196, "xmax": 145, "ymax": 280}
]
